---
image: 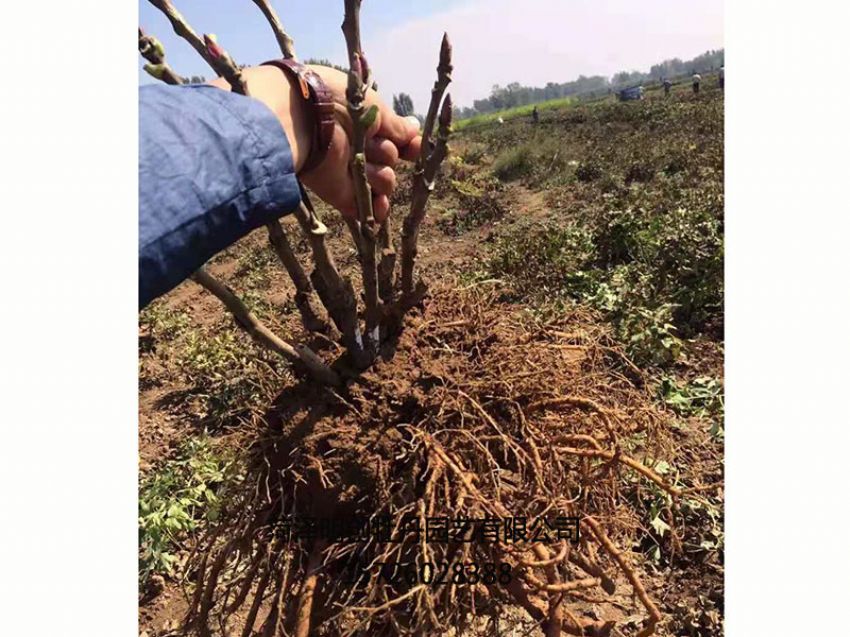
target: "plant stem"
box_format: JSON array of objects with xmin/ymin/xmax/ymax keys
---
[
  {"xmin": 266, "ymin": 219, "xmax": 327, "ymax": 332},
  {"xmin": 148, "ymin": 1, "xmax": 327, "ymax": 333},
  {"xmin": 399, "ymin": 34, "xmax": 453, "ymax": 298},
  {"xmin": 138, "ymin": 19, "xmax": 333, "ymax": 380},
  {"xmin": 294, "ymin": 190, "xmax": 368, "ymax": 367},
  {"xmin": 191, "ymin": 268, "xmax": 339, "ymax": 386},
  {"xmin": 341, "ymin": 0, "xmax": 380, "ymax": 356},
  {"xmin": 377, "ymin": 216, "xmax": 396, "ymax": 303},
  {"xmin": 147, "ymin": 0, "xmax": 247, "ymax": 94},
  {"xmin": 248, "ymin": 0, "xmax": 367, "ymax": 363},
  {"xmin": 251, "ymin": 0, "xmax": 297, "ymax": 59},
  {"xmin": 138, "ymin": 27, "xmax": 185, "ymax": 85}
]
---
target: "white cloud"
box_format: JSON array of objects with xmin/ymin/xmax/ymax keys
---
[{"xmin": 364, "ymin": 0, "xmax": 723, "ymax": 111}]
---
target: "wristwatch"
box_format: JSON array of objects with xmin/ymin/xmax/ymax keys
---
[{"xmin": 261, "ymin": 58, "xmax": 336, "ymax": 174}]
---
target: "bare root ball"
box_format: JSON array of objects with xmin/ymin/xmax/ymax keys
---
[{"xmin": 184, "ymin": 282, "xmax": 679, "ymax": 637}]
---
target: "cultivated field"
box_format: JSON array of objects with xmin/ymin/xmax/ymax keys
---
[{"xmin": 139, "ymin": 80, "xmax": 724, "ymax": 636}]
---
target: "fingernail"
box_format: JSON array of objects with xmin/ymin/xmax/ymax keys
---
[{"xmin": 405, "ymin": 115, "xmax": 422, "ymax": 134}]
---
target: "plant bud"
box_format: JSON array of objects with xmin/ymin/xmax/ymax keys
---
[
  {"xmin": 439, "ymin": 94, "xmax": 453, "ymax": 130},
  {"xmin": 439, "ymin": 33, "xmax": 453, "ymax": 71},
  {"xmin": 360, "ymin": 52, "xmax": 371, "ymax": 81},
  {"xmin": 151, "ymin": 36, "xmax": 165, "ymax": 60},
  {"xmin": 360, "ymin": 104, "xmax": 379, "ymax": 130},
  {"xmin": 144, "ymin": 63, "xmax": 166, "ymax": 80},
  {"xmin": 204, "ymin": 34, "xmax": 222, "ymax": 59}
]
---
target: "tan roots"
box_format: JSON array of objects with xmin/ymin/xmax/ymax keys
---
[{"xmin": 178, "ymin": 284, "xmax": 707, "ymax": 636}]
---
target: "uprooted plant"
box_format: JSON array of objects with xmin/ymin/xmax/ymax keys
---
[
  {"xmin": 138, "ymin": 2, "xmax": 721, "ymax": 636},
  {"xmin": 168, "ymin": 283, "xmax": 715, "ymax": 637},
  {"xmin": 141, "ymin": 0, "xmax": 453, "ymax": 386}
]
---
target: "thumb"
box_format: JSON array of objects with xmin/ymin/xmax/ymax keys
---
[{"xmin": 370, "ymin": 96, "xmax": 420, "ymax": 148}]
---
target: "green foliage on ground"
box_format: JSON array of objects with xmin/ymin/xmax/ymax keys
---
[
  {"xmin": 483, "ymin": 204, "xmax": 722, "ymax": 366},
  {"xmin": 139, "ymin": 437, "xmax": 242, "ymax": 584},
  {"xmin": 661, "ymin": 375, "xmax": 725, "ymax": 438},
  {"xmin": 434, "ymin": 156, "xmax": 508, "ymax": 234},
  {"xmin": 660, "ymin": 375, "xmax": 724, "ymax": 418},
  {"xmin": 139, "ymin": 303, "xmax": 191, "ymax": 343},
  {"xmin": 454, "ymin": 48, "xmax": 723, "ymax": 121},
  {"xmin": 177, "ymin": 328, "xmax": 286, "ymax": 422},
  {"xmin": 466, "ymin": 89, "xmax": 723, "ymax": 367},
  {"xmin": 454, "ymin": 97, "xmax": 575, "ymax": 132}
]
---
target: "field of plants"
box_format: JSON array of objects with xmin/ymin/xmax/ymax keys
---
[{"xmin": 139, "ymin": 63, "xmax": 724, "ymax": 636}]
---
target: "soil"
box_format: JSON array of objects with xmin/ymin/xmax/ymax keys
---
[{"xmin": 139, "ymin": 91, "xmax": 724, "ymax": 637}]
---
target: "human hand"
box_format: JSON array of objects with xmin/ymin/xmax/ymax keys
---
[
  {"xmin": 301, "ymin": 65, "xmax": 421, "ymax": 223},
  {"xmin": 212, "ymin": 65, "xmax": 422, "ymax": 223}
]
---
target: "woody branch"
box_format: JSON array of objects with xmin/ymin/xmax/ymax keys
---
[
  {"xmin": 147, "ymin": 0, "xmax": 329, "ymax": 334},
  {"xmin": 251, "ymin": 0, "xmax": 297, "ymax": 59},
  {"xmin": 399, "ymin": 34, "xmax": 453, "ymax": 300},
  {"xmin": 251, "ymin": 0, "xmax": 368, "ymax": 366},
  {"xmin": 138, "ymin": 28, "xmax": 185, "ymax": 85},
  {"xmin": 342, "ymin": 0, "xmax": 381, "ymax": 357},
  {"xmin": 138, "ymin": 24, "xmax": 337, "ymax": 385}
]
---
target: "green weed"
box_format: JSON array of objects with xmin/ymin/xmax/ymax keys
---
[
  {"xmin": 139, "ymin": 303, "xmax": 191, "ymax": 342},
  {"xmin": 660, "ymin": 375, "xmax": 724, "ymax": 418},
  {"xmin": 492, "ymin": 144, "xmax": 535, "ymax": 181},
  {"xmin": 454, "ymin": 97, "xmax": 576, "ymax": 131},
  {"xmin": 437, "ymin": 189, "xmax": 506, "ymax": 235},
  {"xmin": 178, "ymin": 329, "xmax": 285, "ymax": 422},
  {"xmin": 139, "ymin": 437, "xmax": 242, "ymax": 584},
  {"xmin": 483, "ymin": 221, "xmax": 699, "ymax": 365}
]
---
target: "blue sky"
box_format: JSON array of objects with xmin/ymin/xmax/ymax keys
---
[
  {"xmin": 139, "ymin": 1, "xmax": 468, "ymax": 82},
  {"xmin": 139, "ymin": 0, "xmax": 723, "ymax": 110}
]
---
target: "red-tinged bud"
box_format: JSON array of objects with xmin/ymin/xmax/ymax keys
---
[
  {"xmin": 439, "ymin": 94, "xmax": 453, "ymax": 130},
  {"xmin": 351, "ymin": 54, "xmax": 362, "ymax": 82},
  {"xmin": 360, "ymin": 52, "xmax": 371, "ymax": 81},
  {"xmin": 439, "ymin": 33, "xmax": 453, "ymax": 71},
  {"xmin": 204, "ymin": 33, "xmax": 222, "ymax": 59}
]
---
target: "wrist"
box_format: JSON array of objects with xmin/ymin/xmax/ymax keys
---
[
  {"xmin": 279, "ymin": 73, "xmax": 312, "ymax": 173},
  {"xmin": 208, "ymin": 67, "xmax": 312, "ymax": 172},
  {"xmin": 262, "ymin": 60, "xmax": 337, "ymax": 175}
]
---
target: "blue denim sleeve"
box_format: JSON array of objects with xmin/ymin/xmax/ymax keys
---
[{"xmin": 139, "ymin": 84, "xmax": 301, "ymax": 308}]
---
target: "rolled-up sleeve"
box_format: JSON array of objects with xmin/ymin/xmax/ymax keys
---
[{"xmin": 139, "ymin": 84, "xmax": 301, "ymax": 308}]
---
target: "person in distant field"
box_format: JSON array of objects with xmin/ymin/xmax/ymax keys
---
[
  {"xmin": 532, "ymin": 105, "xmax": 540, "ymax": 124},
  {"xmin": 663, "ymin": 78, "xmax": 672, "ymax": 96},
  {"xmin": 692, "ymin": 71, "xmax": 702, "ymax": 94},
  {"xmin": 718, "ymin": 66, "xmax": 724, "ymax": 90}
]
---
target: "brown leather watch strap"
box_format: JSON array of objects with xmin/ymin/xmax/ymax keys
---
[{"xmin": 261, "ymin": 58, "xmax": 336, "ymax": 175}]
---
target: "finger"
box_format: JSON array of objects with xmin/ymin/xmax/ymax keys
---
[
  {"xmin": 373, "ymin": 194, "xmax": 390, "ymax": 223},
  {"xmin": 366, "ymin": 163, "xmax": 396, "ymax": 197},
  {"xmin": 339, "ymin": 203, "xmax": 357, "ymax": 220},
  {"xmin": 366, "ymin": 137, "xmax": 399, "ymax": 167},
  {"xmin": 367, "ymin": 91, "xmax": 420, "ymax": 147},
  {"xmin": 403, "ymin": 115, "xmax": 422, "ymax": 132},
  {"xmin": 399, "ymin": 135, "xmax": 423, "ymax": 163}
]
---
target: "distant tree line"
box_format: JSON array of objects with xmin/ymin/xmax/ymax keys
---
[
  {"xmin": 304, "ymin": 58, "xmax": 348, "ymax": 74},
  {"xmin": 393, "ymin": 93, "xmax": 415, "ymax": 117},
  {"xmin": 453, "ymin": 48, "xmax": 724, "ymax": 120}
]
